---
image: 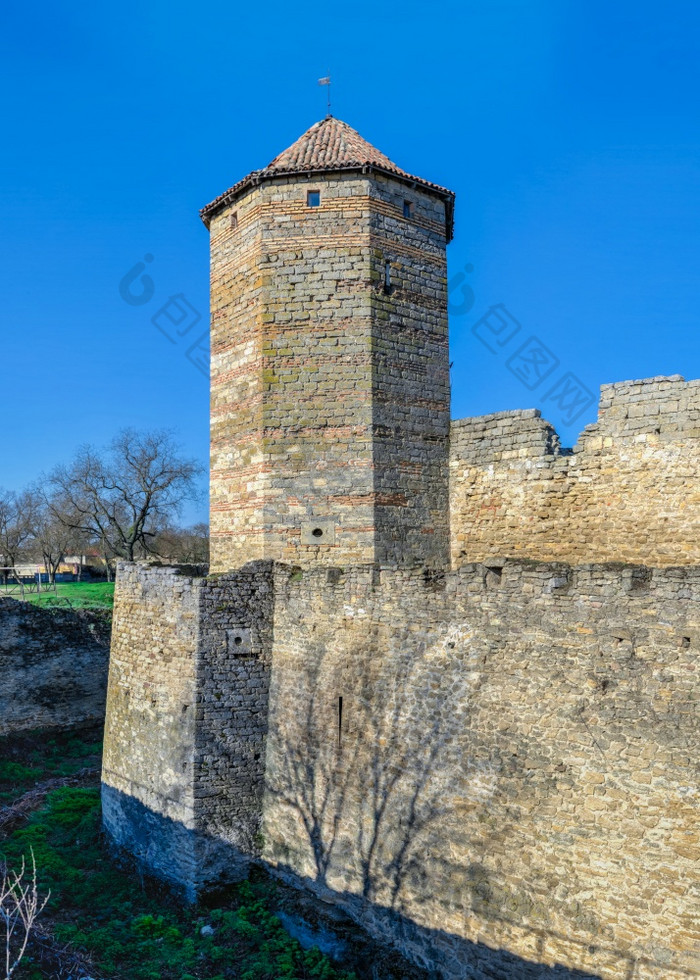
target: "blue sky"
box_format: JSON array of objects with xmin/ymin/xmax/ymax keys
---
[{"xmin": 2, "ymin": 1, "xmax": 699, "ymax": 523}]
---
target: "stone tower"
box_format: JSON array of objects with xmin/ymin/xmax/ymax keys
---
[{"xmin": 201, "ymin": 117, "xmax": 455, "ymax": 572}]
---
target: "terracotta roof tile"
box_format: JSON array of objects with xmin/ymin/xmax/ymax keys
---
[
  {"xmin": 264, "ymin": 116, "xmax": 402, "ymax": 174},
  {"xmin": 200, "ymin": 116, "xmax": 454, "ymax": 240}
]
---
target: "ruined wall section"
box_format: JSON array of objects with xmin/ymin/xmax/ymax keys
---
[
  {"xmin": 0, "ymin": 600, "xmax": 109, "ymax": 735},
  {"xmin": 370, "ymin": 176, "xmax": 451, "ymax": 565},
  {"xmin": 450, "ymin": 375, "xmax": 700, "ymax": 566},
  {"xmin": 262, "ymin": 561, "xmax": 700, "ymax": 980}
]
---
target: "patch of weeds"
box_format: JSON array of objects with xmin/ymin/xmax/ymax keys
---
[
  {"xmin": 3, "ymin": 788, "xmax": 357, "ymax": 980},
  {"xmin": 0, "ymin": 727, "xmax": 102, "ymax": 803}
]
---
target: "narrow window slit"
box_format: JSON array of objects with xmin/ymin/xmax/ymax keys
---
[{"xmin": 337, "ymin": 696, "xmax": 343, "ymax": 747}]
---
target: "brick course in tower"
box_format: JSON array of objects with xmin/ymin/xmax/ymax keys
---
[{"xmin": 203, "ymin": 117, "xmax": 454, "ymax": 571}]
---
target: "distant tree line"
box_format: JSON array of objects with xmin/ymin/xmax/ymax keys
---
[{"xmin": 0, "ymin": 429, "xmax": 208, "ymax": 582}]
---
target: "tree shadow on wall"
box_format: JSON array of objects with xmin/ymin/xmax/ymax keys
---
[
  {"xmin": 264, "ymin": 625, "xmax": 479, "ymax": 906},
  {"xmin": 262, "ymin": 625, "xmax": 613, "ymax": 978},
  {"xmin": 102, "ymin": 783, "xmax": 606, "ymax": 980}
]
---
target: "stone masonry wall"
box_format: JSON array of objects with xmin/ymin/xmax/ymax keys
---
[
  {"xmin": 209, "ymin": 173, "xmax": 450, "ymax": 572},
  {"xmin": 102, "ymin": 563, "xmax": 201, "ymax": 892},
  {"xmin": 0, "ymin": 599, "xmax": 109, "ymax": 735},
  {"xmin": 370, "ymin": 174, "xmax": 451, "ymax": 565},
  {"xmin": 450, "ymin": 375, "xmax": 700, "ymax": 566},
  {"xmin": 193, "ymin": 563, "xmax": 274, "ymax": 887},
  {"xmin": 262, "ymin": 562, "xmax": 700, "ymax": 980},
  {"xmin": 103, "ymin": 558, "xmax": 700, "ymax": 978},
  {"xmin": 102, "ymin": 562, "xmax": 275, "ymax": 897}
]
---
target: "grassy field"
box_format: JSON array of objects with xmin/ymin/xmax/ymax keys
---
[
  {"xmin": 0, "ymin": 581, "xmax": 115, "ymax": 609},
  {"xmin": 3, "ymin": 789, "xmax": 361, "ymax": 980},
  {"xmin": 1, "ymin": 727, "xmax": 430, "ymax": 980},
  {"xmin": 0, "ymin": 726, "xmax": 103, "ymax": 805}
]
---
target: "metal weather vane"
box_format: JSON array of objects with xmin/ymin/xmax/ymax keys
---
[{"xmin": 318, "ymin": 74, "xmax": 331, "ymax": 116}]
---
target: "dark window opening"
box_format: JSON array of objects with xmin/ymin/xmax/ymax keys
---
[
  {"xmin": 307, "ymin": 190, "xmax": 320, "ymax": 207},
  {"xmin": 403, "ymin": 200, "xmax": 413, "ymax": 218},
  {"xmin": 338, "ymin": 696, "xmax": 343, "ymax": 747},
  {"xmin": 312, "ymin": 527, "xmax": 324, "ymax": 538},
  {"xmin": 230, "ymin": 211, "xmax": 238, "ymax": 230},
  {"xmin": 384, "ymin": 260, "xmax": 391, "ymax": 293},
  {"xmin": 233, "ymin": 635, "xmax": 243, "ymax": 646}
]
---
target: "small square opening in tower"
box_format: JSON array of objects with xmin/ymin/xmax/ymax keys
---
[
  {"xmin": 307, "ymin": 190, "xmax": 320, "ymax": 207},
  {"xmin": 403, "ymin": 200, "xmax": 413, "ymax": 218},
  {"xmin": 230, "ymin": 211, "xmax": 238, "ymax": 230}
]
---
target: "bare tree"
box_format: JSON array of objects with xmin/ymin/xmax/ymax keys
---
[
  {"xmin": 24, "ymin": 489, "xmax": 85, "ymax": 584},
  {"xmin": 151, "ymin": 522, "xmax": 209, "ymax": 569},
  {"xmin": 0, "ymin": 490, "xmax": 37, "ymax": 580},
  {"xmin": 48, "ymin": 429, "xmax": 204, "ymax": 565},
  {"xmin": 1, "ymin": 850, "xmax": 50, "ymax": 979}
]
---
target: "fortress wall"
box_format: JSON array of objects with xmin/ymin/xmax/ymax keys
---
[
  {"xmin": 0, "ymin": 599, "xmax": 109, "ymax": 735},
  {"xmin": 192, "ymin": 562, "xmax": 275, "ymax": 886},
  {"xmin": 450, "ymin": 375, "xmax": 700, "ymax": 567},
  {"xmin": 101, "ymin": 563, "xmax": 202, "ymax": 893},
  {"xmin": 102, "ymin": 558, "xmax": 700, "ymax": 977},
  {"xmin": 262, "ymin": 561, "xmax": 700, "ymax": 980},
  {"xmin": 102, "ymin": 562, "xmax": 276, "ymax": 896}
]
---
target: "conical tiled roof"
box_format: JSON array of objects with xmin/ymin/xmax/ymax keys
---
[
  {"xmin": 263, "ymin": 116, "xmax": 405, "ymax": 175},
  {"xmin": 201, "ymin": 117, "xmax": 454, "ymax": 239}
]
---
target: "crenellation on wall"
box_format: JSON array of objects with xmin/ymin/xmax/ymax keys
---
[
  {"xmin": 450, "ymin": 375, "xmax": 700, "ymax": 566},
  {"xmin": 584, "ymin": 374, "xmax": 700, "ymax": 441},
  {"xmin": 450, "ymin": 409, "xmax": 562, "ymax": 464}
]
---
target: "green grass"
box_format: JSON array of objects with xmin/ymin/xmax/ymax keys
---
[
  {"xmin": 0, "ymin": 728, "xmax": 103, "ymax": 804},
  {"xmin": 2, "ymin": 787, "xmax": 357, "ymax": 980},
  {"xmin": 2, "ymin": 581, "xmax": 115, "ymax": 610}
]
